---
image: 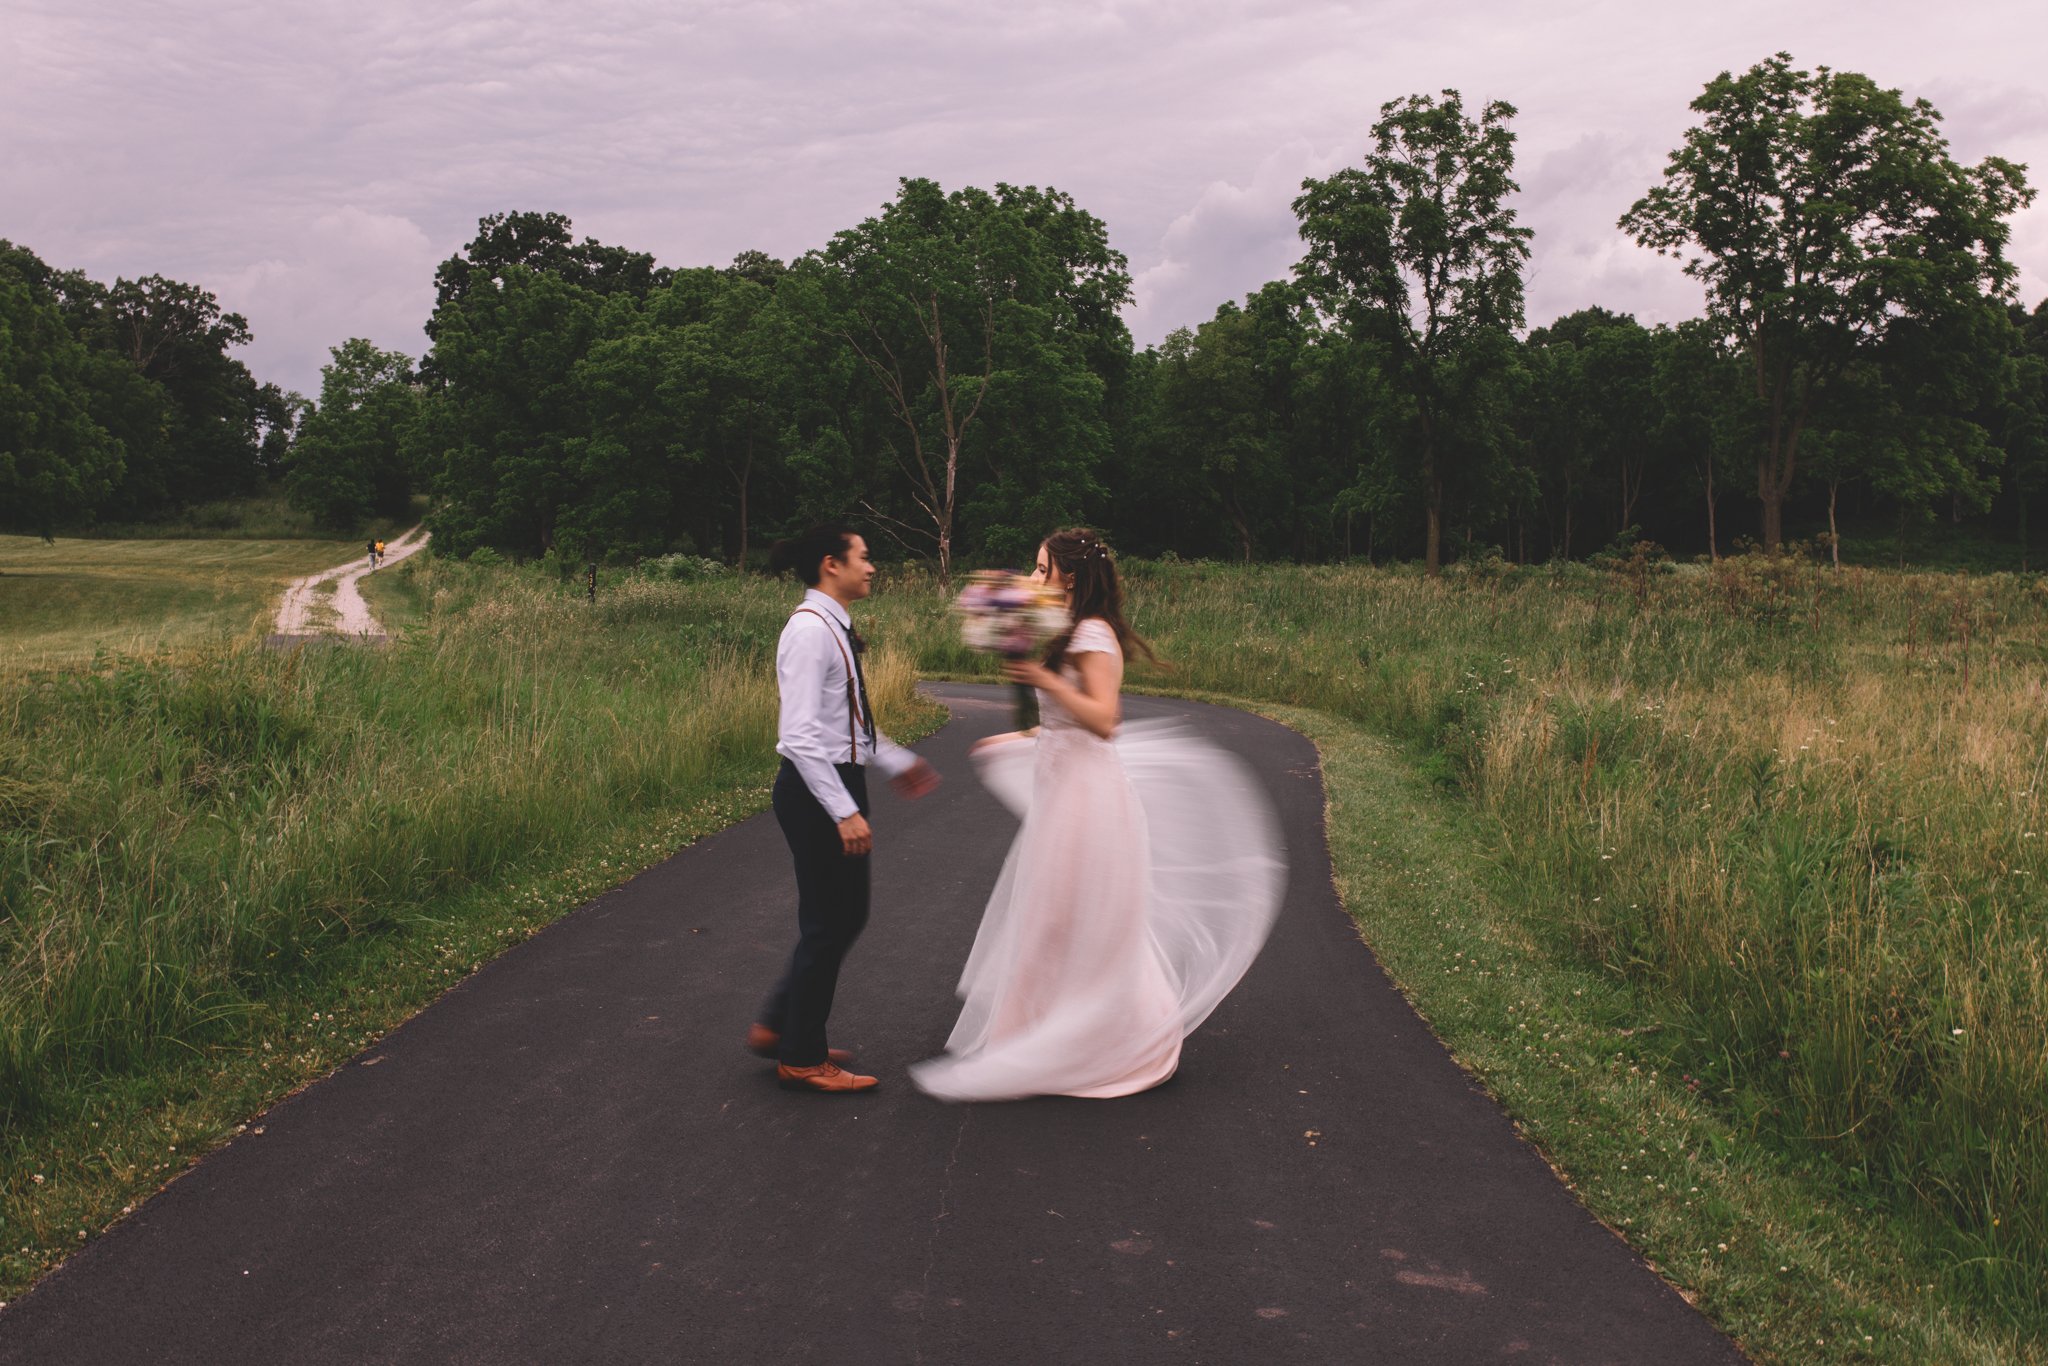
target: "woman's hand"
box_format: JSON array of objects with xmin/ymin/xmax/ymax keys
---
[
  {"xmin": 1003, "ymin": 658, "xmax": 1058, "ymax": 689},
  {"xmin": 971, "ymin": 729, "xmax": 1036, "ymax": 754}
]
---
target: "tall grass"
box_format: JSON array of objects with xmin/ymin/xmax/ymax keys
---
[
  {"xmin": 0, "ymin": 558, "xmax": 926, "ymax": 1119},
  {"xmin": 5, "ymin": 549, "xmax": 2042, "ymax": 1329},
  {"xmin": 875, "ymin": 554, "xmax": 2048, "ymax": 1324}
]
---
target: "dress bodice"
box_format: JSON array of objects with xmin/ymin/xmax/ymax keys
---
[{"xmin": 1037, "ymin": 617, "xmax": 1121, "ymax": 742}]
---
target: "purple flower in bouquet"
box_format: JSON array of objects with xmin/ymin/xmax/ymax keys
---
[
  {"xmin": 953, "ymin": 571, "xmax": 1071, "ymax": 659},
  {"xmin": 953, "ymin": 571, "xmax": 1070, "ymax": 728}
]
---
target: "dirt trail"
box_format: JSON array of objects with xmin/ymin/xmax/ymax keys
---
[{"xmin": 273, "ymin": 526, "xmax": 429, "ymax": 638}]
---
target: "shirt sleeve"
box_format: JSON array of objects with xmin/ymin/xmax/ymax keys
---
[
  {"xmin": 776, "ymin": 616, "xmax": 861, "ymax": 822},
  {"xmin": 871, "ymin": 736, "xmax": 919, "ymax": 779}
]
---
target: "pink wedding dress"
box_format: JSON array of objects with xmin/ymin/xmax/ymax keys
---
[{"xmin": 911, "ymin": 618, "xmax": 1286, "ymax": 1102}]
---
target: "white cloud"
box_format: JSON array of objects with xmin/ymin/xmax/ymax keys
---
[
  {"xmin": 216, "ymin": 208, "xmax": 441, "ymax": 398},
  {"xmin": 1128, "ymin": 140, "xmax": 1347, "ymax": 343},
  {"xmin": 3, "ymin": 0, "xmax": 2042, "ymax": 393}
]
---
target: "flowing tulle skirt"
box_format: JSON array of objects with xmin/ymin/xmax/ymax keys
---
[{"xmin": 911, "ymin": 719, "xmax": 1286, "ymax": 1101}]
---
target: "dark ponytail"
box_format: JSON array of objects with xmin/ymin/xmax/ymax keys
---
[{"xmin": 767, "ymin": 523, "xmax": 856, "ymax": 586}]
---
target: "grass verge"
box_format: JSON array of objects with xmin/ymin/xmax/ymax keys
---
[
  {"xmin": 356, "ymin": 555, "xmax": 428, "ymax": 635},
  {"xmin": 1268, "ymin": 704, "xmax": 2042, "ymax": 1366}
]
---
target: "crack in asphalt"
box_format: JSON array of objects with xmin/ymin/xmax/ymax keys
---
[{"xmin": 912, "ymin": 1106, "xmax": 972, "ymax": 1364}]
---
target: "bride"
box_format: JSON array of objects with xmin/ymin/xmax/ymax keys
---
[{"xmin": 911, "ymin": 528, "xmax": 1285, "ymax": 1102}]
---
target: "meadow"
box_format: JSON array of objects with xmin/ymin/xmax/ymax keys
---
[
  {"xmin": 2, "ymin": 548, "xmax": 2044, "ymax": 1360},
  {"xmin": 0, "ymin": 535, "xmax": 367, "ymax": 668},
  {"xmin": 898, "ymin": 553, "xmax": 2047, "ymax": 1327}
]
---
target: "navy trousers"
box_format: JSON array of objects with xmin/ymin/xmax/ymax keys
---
[{"xmin": 761, "ymin": 759, "xmax": 870, "ymax": 1066}]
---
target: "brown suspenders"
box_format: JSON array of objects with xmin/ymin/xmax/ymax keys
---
[{"xmin": 791, "ymin": 607, "xmax": 861, "ymax": 763}]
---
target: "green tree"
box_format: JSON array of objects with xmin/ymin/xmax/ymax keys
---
[
  {"xmin": 725, "ymin": 250, "xmax": 788, "ymax": 292},
  {"xmin": 1519, "ymin": 325, "xmax": 1593, "ymax": 558},
  {"xmin": 1522, "ymin": 309, "xmax": 1663, "ymax": 557},
  {"xmin": 559, "ymin": 262, "xmax": 813, "ymax": 565},
  {"xmin": 1130, "ymin": 322, "xmax": 1274, "ymax": 561},
  {"xmin": 1294, "ymin": 90, "xmax": 1533, "ymax": 575},
  {"xmin": 816, "ymin": 178, "xmax": 1131, "ymax": 578},
  {"xmin": 1118, "ymin": 287, "xmax": 1316, "ymax": 561},
  {"xmin": 1621, "ymin": 53, "xmax": 2034, "ymax": 553},
  {"xmin": 680, "ymin": 265, "xmax": 810, "ymax": 565},
  {"xmin": 0, "ymin": 241, "xmax": 170, "ymax": 526},
  {"xmin": 560, "ymin": 286, "xmax": 704, "ymax": 562},
  {"xmin": 97, "ymin": 275, "xmax": 272, "ymax": 509},
  {"xmin": 1651, "ymin": 320, "xmax": 1749, "ymax": 560},
  {"xmin": 422, "ymin": 267, "xmax": 614, "ymax": 559},
  {"xmin": 286, "ymin": 339, "xmax": 420, "ymax": 528},
  {"xmin": 414, "ymin": 215, "xmax": 673, "ymax": 561},
  {"xmin": 429, "ymin": 211, "xmax": 663, "ymax": 333},
  {"xmin": 0, "ymin": 277, "xmax": 124, "ymax": 536},
  {"xmin": 2001, "ymin": 301, "xmax": 2048, "ymax": 568}
]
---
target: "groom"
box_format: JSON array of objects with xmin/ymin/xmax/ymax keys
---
[{"xmin": 749, "ymin": 524, "xmax": 939, "ymax": 1093}]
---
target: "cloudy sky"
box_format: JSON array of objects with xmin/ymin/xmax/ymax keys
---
[{"xmin": 6, "ymin": 0, "xmax": 2044, "ymax": 398}]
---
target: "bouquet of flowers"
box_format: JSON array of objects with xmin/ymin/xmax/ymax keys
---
[{"xmin": 953, "ymin": 570, "xmax": 1071, "ymax": 728}]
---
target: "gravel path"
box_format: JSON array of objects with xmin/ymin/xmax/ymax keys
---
[{"xmin": 273, "ymin": 526, "xmax": 429, "ymax": 638}]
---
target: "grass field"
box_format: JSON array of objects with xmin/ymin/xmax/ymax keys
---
[
  {"xmin": 852, "ymin": 554, "xmax": 2048, "ymax": 1352},
  {"xmin": 0, "ymin": 556, "xmax": 942, "ymax": 1318},
  {"xmin": 3, "ymin": 549, "xmax": 2044, "ymax": 1361},
  {"xmin": 0, "ymin": 535, "xmax": 364, "ymax": 669}
]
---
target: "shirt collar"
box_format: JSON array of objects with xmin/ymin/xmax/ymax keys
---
[{"xmin": 801, "ymin": 587, "xmax": 852, "ymax": 630}]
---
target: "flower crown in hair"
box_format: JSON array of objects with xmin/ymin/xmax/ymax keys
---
[{"xmin": 1071, "ymin": 533, "xmax": 1113, "ymax": 563}]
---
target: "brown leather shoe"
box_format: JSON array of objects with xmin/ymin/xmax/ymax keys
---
[
  {"xmin": 777, "ymin": 1062, "xmax": 879, "ymax": 1093},
  {"xmin": 747, "ymin": 1023, "xmax": 854, "ymax": 1067}
]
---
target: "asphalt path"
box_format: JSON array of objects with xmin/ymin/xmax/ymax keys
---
[{"xmin": 0, "ymin": 685, "xmax": 1746, "ymax": 1365}]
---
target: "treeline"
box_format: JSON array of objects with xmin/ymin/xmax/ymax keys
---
[
  {"xmin": 6, "ymin": 54, "xmax": 2043, "ymax": 571},
  {"xmin": 0, "ymin": 242, "xmax": 294, "ymax": 535}
]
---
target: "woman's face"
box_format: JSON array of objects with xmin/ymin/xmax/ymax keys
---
[{"xmin": 1032, "ymin": 543, "xmax": 1069, "ymax": 591}]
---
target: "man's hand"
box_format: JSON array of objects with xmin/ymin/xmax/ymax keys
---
[
  {"xmin": 837, "ymin": 812, "xmax": 873, "ymax": 857},
  {"xmin": 891, "ymin": 758, "xmax": 941, "ymax": 800}
]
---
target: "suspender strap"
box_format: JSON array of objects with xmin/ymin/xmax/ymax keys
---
[{"xmin": 792, "ymin": 607, "xmax": 860, "ymax": 763}]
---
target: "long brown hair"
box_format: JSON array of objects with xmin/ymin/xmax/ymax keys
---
[{"xmin": 1039, "ymin": 527, "xmax": 1159, "ymax": 669}]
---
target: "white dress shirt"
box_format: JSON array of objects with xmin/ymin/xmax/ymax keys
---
[{"xmin": 776, "ymin": 588, "xmax": 918, "ymax": 821}]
